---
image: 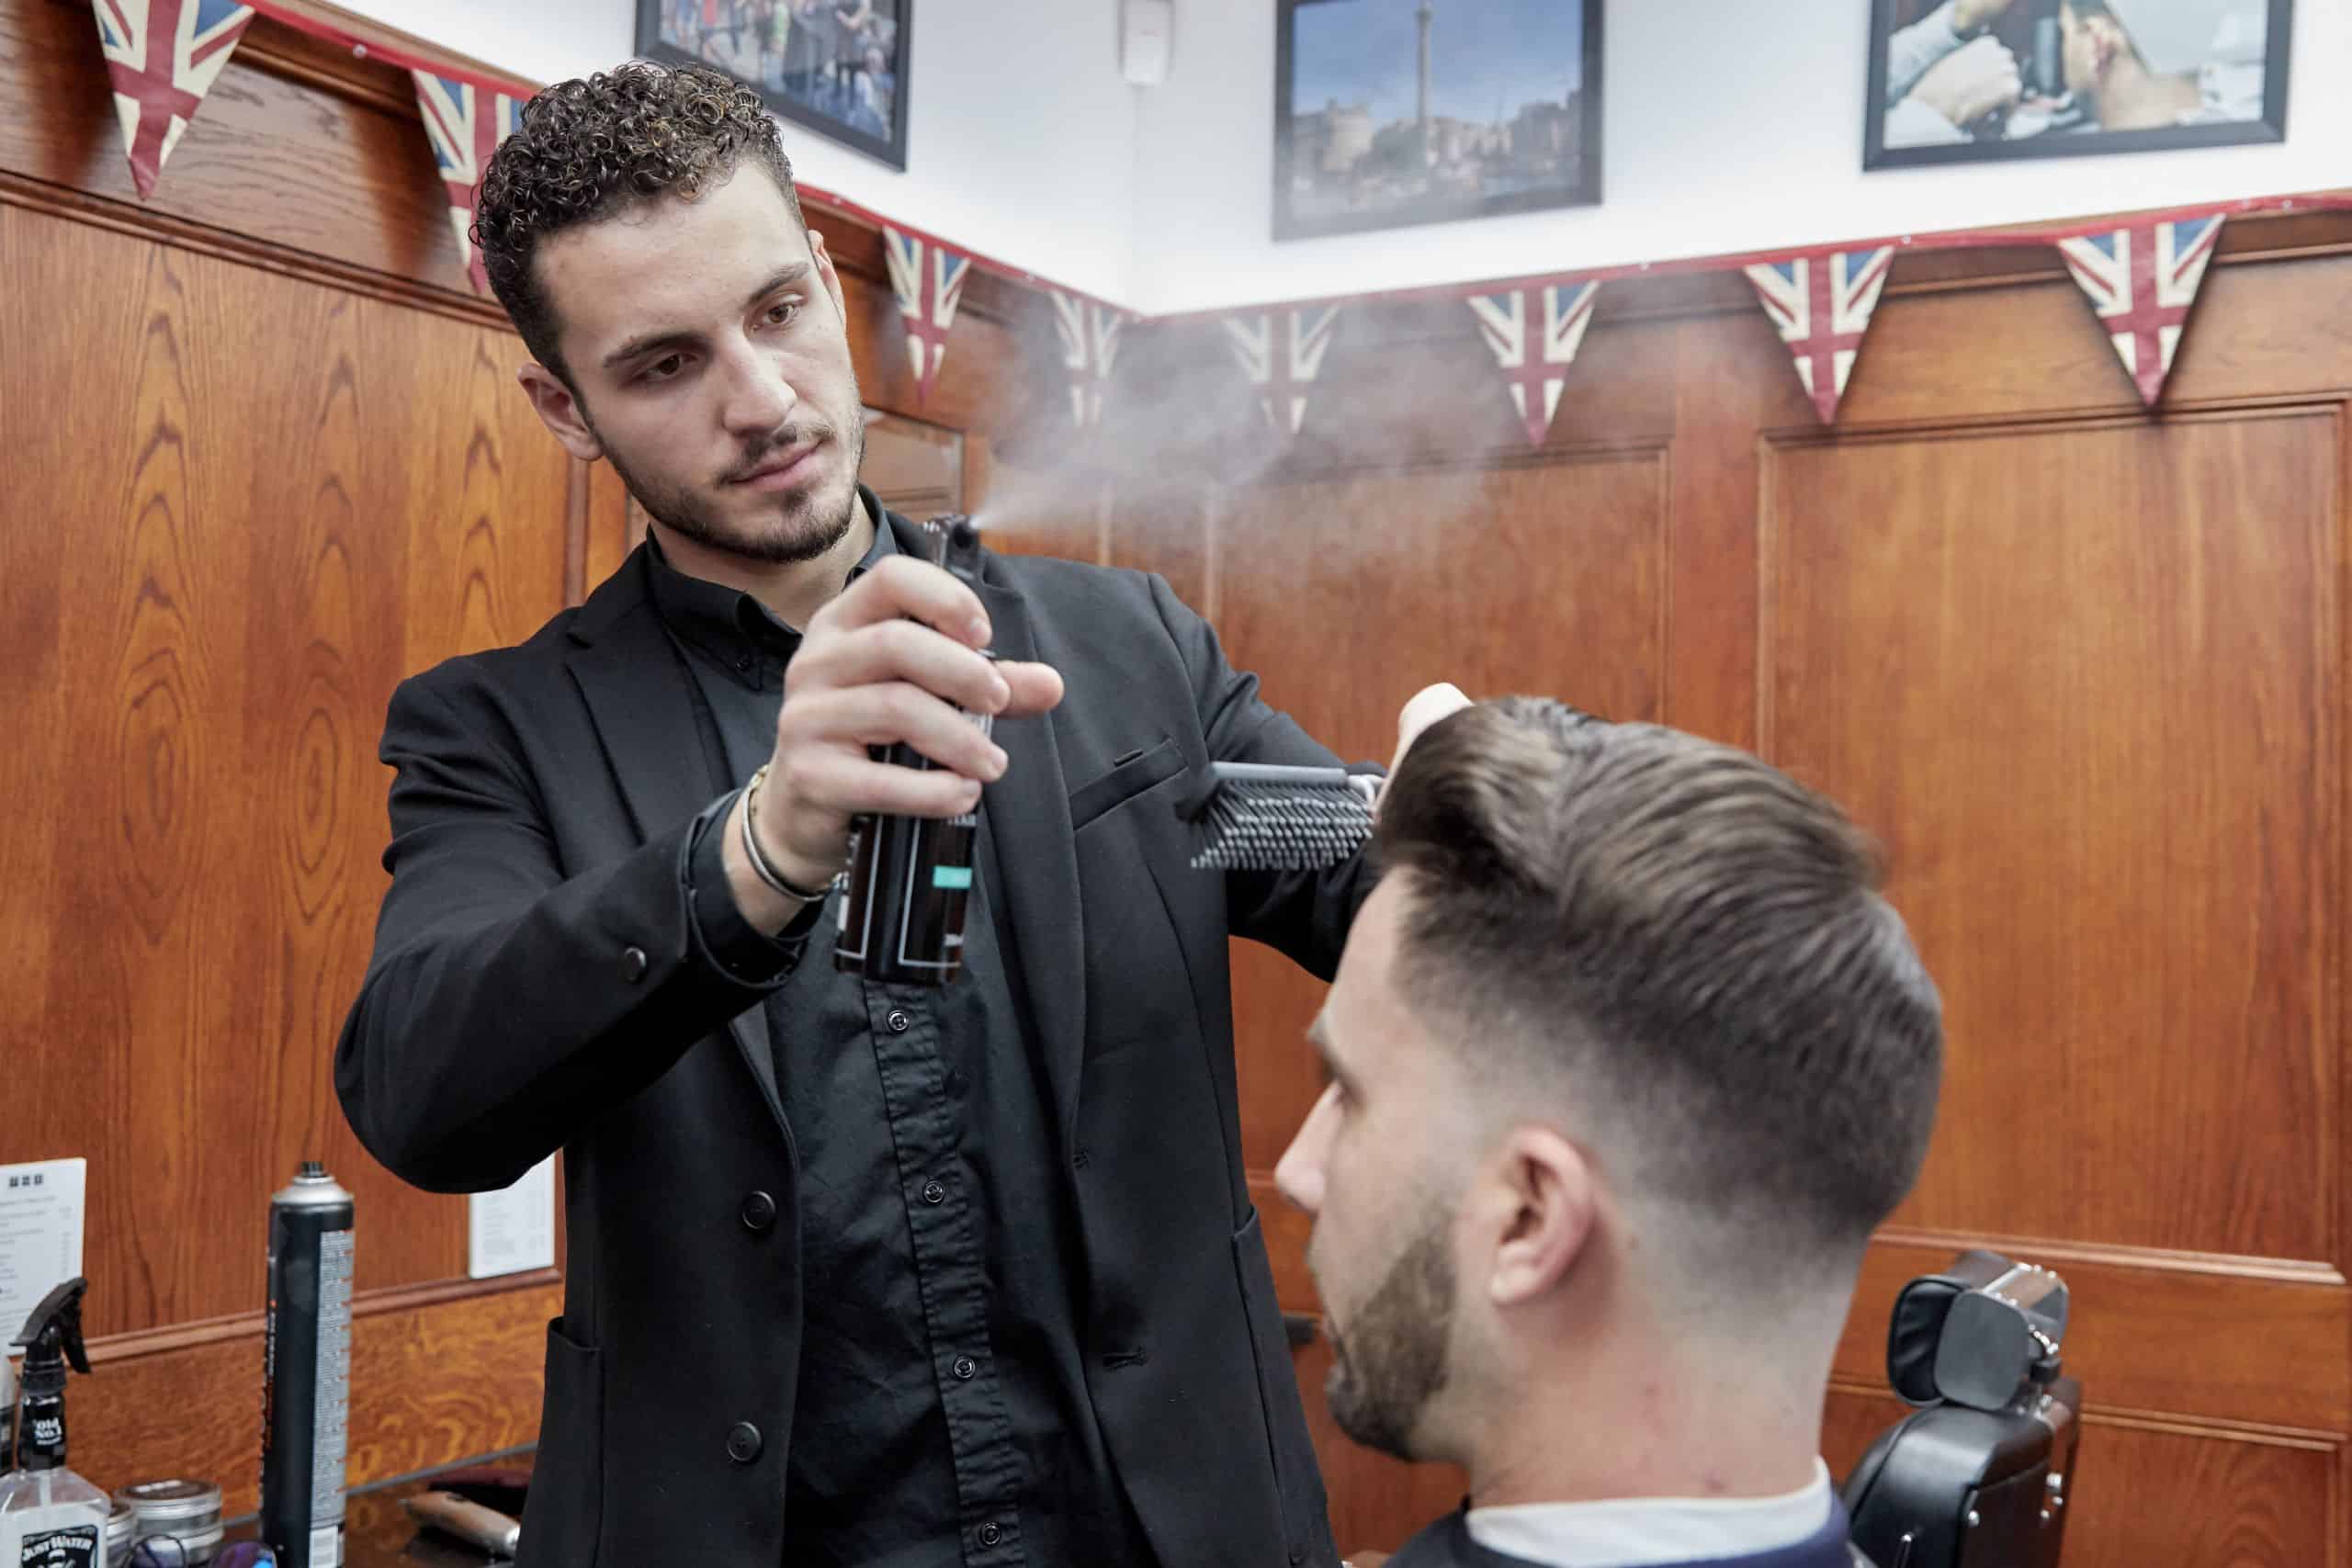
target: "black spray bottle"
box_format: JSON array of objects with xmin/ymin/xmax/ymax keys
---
[{"xmin": 0, "ymin": 1277, "xmax": 111, "ymax": 1565}]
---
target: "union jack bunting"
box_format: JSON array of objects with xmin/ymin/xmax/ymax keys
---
[
  {"xmin": 412, "ymin": 72, "xmax": 526, "ymax": 297},
  {"xmin": 1223, "ymin": 306, "xmax": 1342, "ymax": 435},
  {"xmin": 1742, "ymin": 247, "xmax": 1896, "ymax": 424},
  {"xmin": 884, "ymin": 226, "xmax": 972, "ymax": 406},
  {"xmin": 2056, "ymin": 217, "xmax": 2224, "ymax": 407},
  {"xmin": 91, "ymin": 0, "xmax": 256, "ymax": 199},
  {"xmin": 1051, "ymin": 292, "xmax": 1128, "ymax": 428},
  {"xmin": 1465, "ymin": 280, "xmax": 1600, "ymax": 448}
]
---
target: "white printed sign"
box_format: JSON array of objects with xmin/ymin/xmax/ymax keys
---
[
  {"xmin": 0, "ymin": 1158, "xmax": 86, "ymax": 1339},
  {"xmin": 468, "ymin": 1156, "xmax": 556, "ymax": 1279}
]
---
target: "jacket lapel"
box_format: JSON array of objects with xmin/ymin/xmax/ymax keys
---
[
  {"xmin": 969, "ymin": 569, "xmax": 1088, "ymax": 1156},
  {"xmin": 565, "ymin": 548, "xmax": 786, "ymax": 1138}
]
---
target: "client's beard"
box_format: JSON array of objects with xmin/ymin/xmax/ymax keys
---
[
  {"xmin": 604, "ymin": 412, "xmax": 867, "ymax": 567},
  {"xmin": 1325, "ymin": 1211, "xmax": 1457, "ymax": 1461}
]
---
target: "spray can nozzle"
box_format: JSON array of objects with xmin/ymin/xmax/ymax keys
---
[{"xmin": 12, "ymin": 1276, "xmax": 91, "ymax": 1389}]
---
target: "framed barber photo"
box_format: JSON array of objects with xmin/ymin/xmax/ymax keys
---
[
  {"xmin": 1274, "ymin": 0, "xmax": 1603, "ymax": 242},
  {"xmin": 636, "ymin": 0, "xmax": 911, "ymax": 170},
  {"xmin": 1864, "ymin": 0, "xmax": 2292, "ymax": 169}
]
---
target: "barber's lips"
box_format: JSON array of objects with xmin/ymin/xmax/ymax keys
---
[{"xmin": 731, "ymin": 444, "xmax": 821, "ymax": 492}]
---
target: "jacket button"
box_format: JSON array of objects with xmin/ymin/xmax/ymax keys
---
[
  {"xmin": 726, "ymin": 1421, "xmax": 763, "ymax": 1463},
  {"xmin": 741, "ymin": 1190, "xmax": 776, "ymax": 1232},
  {"xmin": 887, "ymin": 1009, "xmax": 911, "ymax": 1032},
  {"xmin": 978, "ymin": 1523, "xmax": 1002, "ymax": 1548},
  {"xmin": 621, "ymin": 945, "xmax": 649, "ymax": 983},
  {"xmin": 922, "ymin": 1180, "xmax": 946, "ymax": 1205},
  {"xmin": 953, "ymin": 1355, "xmax": 978, "ymax": 1380}
]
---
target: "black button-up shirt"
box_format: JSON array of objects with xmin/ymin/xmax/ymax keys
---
[{"xmin": 653, "ymin": 505, "xmax": 1157, "ymax": 1568}]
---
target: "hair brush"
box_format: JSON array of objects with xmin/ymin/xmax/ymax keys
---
[{"xmin": 1174, "ymin": 761, "xmax": 1381, "ymax": 871}]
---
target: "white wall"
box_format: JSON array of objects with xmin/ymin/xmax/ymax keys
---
[
  {"xmin": 336, "ymin": 0, "xmax": 1141, "ymax": 303},
  {"xmin": 1128, "ymin": 0, "xmax": 2352, "ymax": 316}
]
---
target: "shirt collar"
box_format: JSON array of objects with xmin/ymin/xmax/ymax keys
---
[
  {"xmin": 641, "ymin": 485, "xmax": 897, "ymax": 671},
  {"xmin": 1463, "ymin": 1459, "xmax": 1836, "ymax": 1568}
]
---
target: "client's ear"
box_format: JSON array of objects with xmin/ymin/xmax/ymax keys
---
[{"xmin": 1485, "ymin": 1127, "xmax": 1595, "ymax": 1306}]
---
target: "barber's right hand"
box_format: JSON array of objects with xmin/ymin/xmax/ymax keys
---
[{"xmin": 752, "ymin": 555, "xmax": 1066, "ymax": 891}]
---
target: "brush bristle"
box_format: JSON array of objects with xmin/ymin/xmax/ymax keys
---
[{"xmin": 1188, "ymin": 778, "xmax": 1374, "ymax": 871}]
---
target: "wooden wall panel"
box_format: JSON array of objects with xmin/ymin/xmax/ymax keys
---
[{"xmin": 1763, "ymin": 410, "xmax": 2338, "ymax": 1262}]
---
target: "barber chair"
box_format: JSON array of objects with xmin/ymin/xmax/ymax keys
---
[{"xmin": 1842, "ymin": 1250, "xmax": 2082, "ymax": 1568}]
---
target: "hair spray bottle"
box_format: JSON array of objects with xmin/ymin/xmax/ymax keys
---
[
  {"xmin": 834, "ymin": 515, "xmax": 990, "ymax": 987},
  {"xmin": 259, "ymin": 1162, "xmax": 353, "ymax": 1568}
]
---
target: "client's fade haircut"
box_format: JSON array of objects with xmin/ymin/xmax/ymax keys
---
[
  {"xmin": 471, "ymin": 60, "xmax": 805, "ymax": 386},
  {"xmin": 1376, "ymin": 699, "xmax": 1942, "ymax": 1267}
]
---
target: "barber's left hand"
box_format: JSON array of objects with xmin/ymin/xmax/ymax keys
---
[{"xmin": 1378, "ymin": 682, "xmax": 1473, "ymax": 812}]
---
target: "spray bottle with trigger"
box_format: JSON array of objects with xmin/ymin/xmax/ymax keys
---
[
  {"xmin": 0, "ymin": 1277, "xmax": 112, "ymax": 1565},
  {"xmin": 834, "ymin": 515, "xmax": 991, "ymax": 986}
]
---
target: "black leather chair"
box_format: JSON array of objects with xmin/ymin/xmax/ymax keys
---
[{"xmin": 1842, "ymin": 1251, "xmax": 2082, "ymax": 1568}]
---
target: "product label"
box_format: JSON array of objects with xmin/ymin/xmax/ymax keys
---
[
  {"xmin": 311, "ymin": 1228, "xmax": 354, "ymax": 1529},
  {"xmin": 16, "ymin": 1523, "xmax": 97, "ymax": 1567},
  {"xmin": 309, "ymin": 1525, "xmax": 342, "ymax": 1566},
  {"xmin": 18, "ymin": 1393, "xmax": 62, "ymax": 1464}
]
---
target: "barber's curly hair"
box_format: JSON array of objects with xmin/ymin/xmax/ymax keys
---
[{"xmin": 472, "ymin": 60, "xmax": 803, "ymax": 384}]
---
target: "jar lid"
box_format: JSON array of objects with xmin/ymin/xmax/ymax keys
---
[{"xmin": 116, "ymin": 1477, "xmax": 225, "ymax": 1525}]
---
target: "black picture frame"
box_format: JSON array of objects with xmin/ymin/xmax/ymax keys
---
[
  {"xmin": 1863, "ymin": 0, "xmax": 2290, "ymax": 171},
  {"xmin": 1273, "ymin": 0, "xmax": 1603, "ymax": 243},
  {"xmin": 635, "ymin": 0, "xmax": 912, "ymax": 172}
]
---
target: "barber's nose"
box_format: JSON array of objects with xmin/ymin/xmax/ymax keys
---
[
  {"xmin": 1273, "ymin": 1083, "xmax": 1337, "ymax": 1216},
  {"xmin": 721, "ymin": 351, "xmax": 797, "ymax": 432}
]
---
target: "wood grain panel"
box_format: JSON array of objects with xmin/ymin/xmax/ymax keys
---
[
  {"xmin": 74, "ymin": 1278, "xmax": 560, "ymax": 1512},
  {"xmin": 1763, "ymin": 410, "xmax": 2337, "ymax": 1263},
  {"xmin": 1221, "ymin": 452, "xmax": 1671, "ymax": 1173},
  {"xmin": 1826, "ymin": 1386, "xmax": 2337, "ymax": 1568},
  {"xmin": 0, "ymin": 198, "xmax": 569, "ymax": 1335}
]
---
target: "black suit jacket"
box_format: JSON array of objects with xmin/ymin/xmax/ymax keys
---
[{"xmin": 335, "ymin": 511, "xmax": 1371, "ymax": 1567}]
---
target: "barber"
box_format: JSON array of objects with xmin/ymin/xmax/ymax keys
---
[{"xmin": 334, "ymin": 58, "xmax": 1459, "ymax": 1568}]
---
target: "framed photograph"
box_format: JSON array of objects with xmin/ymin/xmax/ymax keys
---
[
  {"xmin": 1864, "ymin": 0, "xmax": 2290, "ymax": 169},
  {"xmin": 636, "ymin": 0, "xmax": 911, "ymax": 171},
  {"xmin": 1274, "ymin": 0, "xmax": 1602, "ymax": 243}
]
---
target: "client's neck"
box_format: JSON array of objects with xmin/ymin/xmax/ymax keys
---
[{"xmin": 1462, "ymin": 1302, "xmax": 1834, "ymax": 1509}]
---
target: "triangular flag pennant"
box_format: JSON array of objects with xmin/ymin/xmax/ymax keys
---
[
  {"xmin": 93, "ymin": 0, "xmax": 258, "ymax": 199},
  {"xmin": 1742, "ymin": 247, "xmax": 1895, "ymax": 424},
  {"xmin": 1465, "ymin": 280, "xmax": 1600, "ymax": 447},
  {"xmin": 1222, "ymin": 306, "xmax": 1342, "ymax": 434},
  {"xmin": 1050, "ymin": 292, "xmax": 1127, "ymax": 428},
  {"xmin": 884, "ymin": 226, "xmax": 971, "ymax": 406},
  {"xmin": 413, "ymin": 72, "xmax": 526, "ymax": 297},
  {"xmin": 2056, "ymin": 216, "xmax": 2224, "ymax": 407}
]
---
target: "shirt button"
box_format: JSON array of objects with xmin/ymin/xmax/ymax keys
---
[
  {"xmin": 922, "ymin": 1180, "xmax": 946, "ymax": 1205},
  {"xmin": 741, "ymin": 1190, "xmax": 777, "ymax": 1232},
  {"xmin": 620, "ymin": 945, "xmax": 649, "ymax": 984},
  {"xmin": 726, "ymin": 1421, "xmax": 763, "ymax": 1463},
  {"xmin": 978, "ymin": 1523, "xmax": 1002, "ymax": 1548},
  {"xmin": 887, "ymin": 1009, "xmax": 911, "ymax": 1033},
  {"xmin": 953, "ymin": 1356, "xmax": 978, "ymax": 1380}
]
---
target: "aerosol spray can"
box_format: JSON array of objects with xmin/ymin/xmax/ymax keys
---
[
  {"xmin": 835, "ymin": 515, "xmax": 990, "ymax": 987},
  {"xmin": 259, "ymin": 1162, "xmax": 353, "ymax": 1568}
]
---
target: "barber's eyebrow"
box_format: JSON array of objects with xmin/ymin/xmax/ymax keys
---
[{"xmin": 600, "ymin": 263, "xmax": 815, "ymax": 370}]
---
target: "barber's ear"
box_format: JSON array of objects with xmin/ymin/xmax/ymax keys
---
[
  {"xmin": 809, "ymin": 228, "xmax": 850, "ymax": 323},
  {"xmin": 518, "ymin": 364, "xmax": 602, "ymax": 463},
  {"xmin": 1485, "ymin": 1127, "xmax": 1596, "ymax": 1307}
]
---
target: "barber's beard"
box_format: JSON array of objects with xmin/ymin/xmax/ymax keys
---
[
  {"xmin": 602, "ymin": 412, "xmax": 867, "ymax": 567},
  {"xmin": 1324, "ymin": 1211, "xmax": 1457, "ymax": 1462}
]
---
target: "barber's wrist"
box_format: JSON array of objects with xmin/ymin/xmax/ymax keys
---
[{"xmin": 722, "ymin": 788, "xmax": 821, "ymax": 936}]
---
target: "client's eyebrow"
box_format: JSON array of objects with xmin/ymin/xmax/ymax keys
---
[{"xmin": 1306, "ymin": 1013, "xmax": 1345, "ymax": 1089}]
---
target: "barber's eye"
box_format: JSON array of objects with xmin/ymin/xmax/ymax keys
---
[
  {"xmin": 765, "ymin": 301, "xmax": 800, "ymax": 327},
  {"xmin": 643, "ymin": 354, "xmax": 685, "ymax": 382}
]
